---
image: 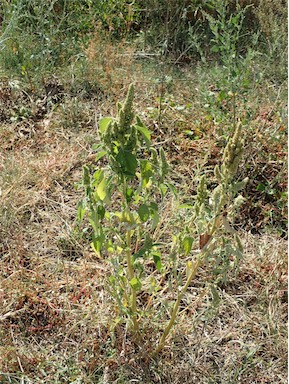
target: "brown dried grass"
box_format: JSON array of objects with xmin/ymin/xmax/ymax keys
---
[{"xmin": 0, "ymin": 48, "xmax": 287, "ymax": 383}]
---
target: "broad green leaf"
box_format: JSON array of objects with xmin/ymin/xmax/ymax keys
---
[
  {"xmin": 130, "ymin": 277, "xmax": 142, "ymax": 291},
  {"xmin": 256, "ymin": 183, "xmax": 265, "ymax": 192},
  {"xmin": 182, "ymin": 236, "xmax": 194, "ymax": 255},
  {"xmin": 136, "ymin": 124, "xmax": 152, "ymax": 148},
  {"xmin": 211, "ymin": 45, "xmax": 219, "ymax": 53},
  {"xmin": 217, "ymin": 90, "xmax": 227, "ymax": 102},
  {"xmin": 116, "ymin": 149, "xmax": 137, "ymax": 177},
  {"xmin": 109, "ymin": 275, "xmax": 116, "ymax": 285},
  {"xmin": 133, "ymin": 246, "xmax": 147, "ymax": 260},
  {"xmin": 99, "ymin": 117, "xmax": 113, "ymax": 134},
  {"xmin": 138, "ymin": 204, "xmax": 150, "ymax": 222},
  {"xmin": 184, "ymin": 130, "xmax": 194, "ymax": 137},
  {"xmin": 149, "ymin": 202, "xmax": 158, "ymax": 212},
  {"xmin": 96, "ymin": 177, "xmax": 107, "ymax": 201}
]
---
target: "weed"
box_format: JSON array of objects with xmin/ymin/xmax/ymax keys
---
[
  {"xmin": 78, "ymin": 83, "xmax": 248, "ymax": 355},
  {"xmin": 254, "ymin": 0, "xmax": 288, "ymax": 82}
]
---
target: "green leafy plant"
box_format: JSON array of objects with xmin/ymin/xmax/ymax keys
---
[
  {"xmin": 78, "ymin": 84, "xmax": 171, "ymax": 336},
  {"xmin": 154, "ymin": 119, "xmax": 248, "ymax": 354},
  {"xmin": 78, "ymin": 84, "xmax": 247, "ymax": 355},
  {"xmin": 201, "ymin": 0, "xmax": 257, "ymax": 130}
]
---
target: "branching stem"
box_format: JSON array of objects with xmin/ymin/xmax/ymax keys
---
[
  {"xmin": 154, "ymin": 256, "xmax": 202, "ymax": 355},
  {"xmin": 154, "ymin": 237, "xmax": 214, "ymax": 356}
]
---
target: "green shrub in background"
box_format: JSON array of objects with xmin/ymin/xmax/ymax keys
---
[
  {"xmin": 0, "ymin": 0, "xmax": 142, "ymax": 83},
  {"xmin": 131, "ymin": 0, "xmax": 257, "ymax": 59},
  {"xmin": 254, "ymin": 0, "xmax": 287, "ymax": 82},
  {"xmin": 0, "ymin": 0, "xmax": 84, "ymax": 75},
  {"xmin": 0, "ymin": 0, "xmax": 286, "ymax": 82},
  {"xmin": 78, "ymin": 84, "xmax": 248, "ymax": 354},
  {"xmin": 197, "ymin": 0, "xmax": 258, "ymax": 132}
]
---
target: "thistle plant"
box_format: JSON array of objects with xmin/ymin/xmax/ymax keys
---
[{"xmin": 77, "ymin": 84, "xmax": 247, "ymax": 355}]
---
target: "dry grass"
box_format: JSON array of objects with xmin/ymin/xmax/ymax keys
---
[{"xmin": 0, "ymin": 37, "xmax": 287, "ymax": 383}]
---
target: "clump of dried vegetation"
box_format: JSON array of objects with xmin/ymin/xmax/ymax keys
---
[{"xmin": 0, "ymin": 1, "xmax": 287, "ymax": 382}]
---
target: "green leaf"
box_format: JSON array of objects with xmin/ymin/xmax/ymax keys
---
[
  {"xmin": 96, "ymin": 177, "xmax": 107, "ymax": 201},
  {"xmin": 125, "ymin": 187, "xmax": 134, "ymax": 203},
  {"xmin": 167, "ymin": 182, "xmax": 177, "ymax": 197},
  {"xmin": 140, "ymin": 160, "xmax": 153, "ymax": 185},
  {"xmin": 138, "ymin": 204, "xmax": 150, "ymax": 222},
  {"xmin": 184, "ymin": 130, "xmax": 194, "ymax": 137},
  {"xmin": 149, "ymin": 202, "xmax": 158, "ymax": 212},
  {"xmin": 116, "ymin": 149, "xmax": 137, "ymax": 177},
  {"xmin": 130, "ymin": 277, "xmax": 142, "ymax": 291},
  {"xmin": 88, "ymin": 210, "xmax": 100, "ymax": 233},
  {"xmin": 136, "ymin": 124, "xmax": 152, "ymax": 148},
  {"xmin": 211, "ymin": 45, "xmax": 219, "ymax": 53},
  {"xmin": 182, "ymin": 236, "xmax": 194, "ymax": 255},
  {"xmin": 82, "ymin": 165, "xmax": 90, "ymax": 187},
  {"xmin": 152, "ymin": 251, "xmax": 162, "ymax": 272},
  {"xmin": 91, "ymin": 232, "xmax": 105, "ymax": 255},
  {"xmin": 114, "ymin": 210, "xmax": 136, "ymax": 224},
  {"xmin": 93, "ymin": 169, "xmax": 103, "ymax": 184},
  {"xmin": 91, "ymin": 143, "xmax": 102, "ymax": 151},
  {"xmin": 95, "ymin": 150, "xmax": 107, "ymax": 162},
  {"xmin": 77, "ymin": 200, "xmax": 86, "ymax": 222},
  {"xmin": 256, "ymin": 183, "xmax": 265, "ymax": 192},
  {"xmin": 133, "ymin": 246, "xmax": 147, "ymax": 260},
  {"xmin": 151, "ymin": 211, "xmax": 160, "ymax": 229},
  {"xmin": 160, "ymin": 183, "xmax": 168, "ymax": 198},
  {"xmin": 133, "ymin": 235, "xmax": 153, "ymax": 261},
  {"xmin": 99, "ymin": 117, "xmax": 113, "ymax": 134},
  {"xmin": 179, "ymin": 204, "xmax": 193, "ymax": 209},
  {"xmin": 97, "ymin": 205, "xmax": 105, "ymax": 220},
  {"xmin": 218, "ymin": 90, "xmax": 227, "ymax": 102}
]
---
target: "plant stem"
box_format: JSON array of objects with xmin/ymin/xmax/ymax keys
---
[
  {"xmin": 154, "ymin": 239, "xmax": 214, "ymax": 356},
  {"xmin": 126, "ymin": 229, "xmax": 139, "ymax": 333}
]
